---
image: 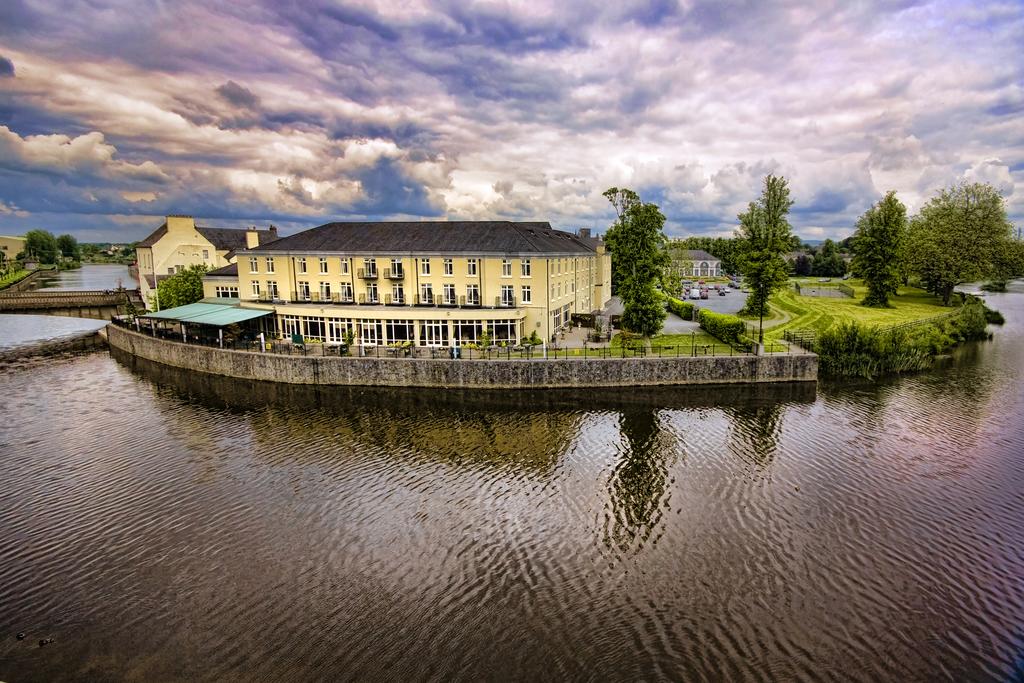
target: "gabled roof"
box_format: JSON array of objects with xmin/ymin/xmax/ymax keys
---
[
  {"xmin": 136, "ymin": 222, "xmax": 278, "ymax": 251},
  {"xmin": 197, "ymin": 226, "xmax": 277, "ymax": 252},
  {"xmin": 682, "ymin": 249, "xmax": 718, "ymax": 261},
  {"xmin": 205, "ymin": 263, "xmax": 238, "ymax": 277},
  {"xmin": 242, "ymin": 221, "xmax": 596, "ymax": 256}
]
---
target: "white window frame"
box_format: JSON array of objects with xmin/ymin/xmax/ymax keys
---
[
  {"xmin": 443, "ymin": 258, "xmax": 453, "ymax": 276},
  {"xmin": 466, "ymin": 284, "xmax": 480, "ymax": 305},
  {"xmin": 265, "ymin": 257, "xmax": 275, "ymax": 274},
  {"xmin": 249, "ymin": 257, "xmax": 259, "ymax": 274},
  {"xmin": 297, "ymin": 257, "xmax": 307, "ymax": 274},
  {"xmin": 319, "ymin": 257, "xmax": 329, "ymax": 274},
  {"xmin": 467, "ymin": 258, "xmax": 478, "ymax": 276},
  {"xmin": 443, "ymin": 283, "xmax": 456, "ymax": 304},
  {"xmin": 319, "ymin": 281, "xmax": 331, "ymax": 300},
  {"xmin": 521, "ymin": 285, "xmax": 531, "ymax": 304},
  {"xmin": 366, "ymin": 282, "xmax": 379, "ymax": 303},
  {"xmin": 420, "ymin": 258, "xmax": 431, "ymax": 276},
  {"xmin": 501, "ymin": 259, "xmax": 512, "ymax": 277},
  {"xmin": 339, "ymin": 282, "xmax": 353, "ymax": 302},
  {"xmin": 521, "ymin": 259, "xmax": 531, "ymax": 277},
  {"xmin": 341, "ymin": 259, "xmax": 350, "ymax": 275},
  {"xmin": 251, "ymin": 281, "xmax": 261, "ymax": 297}
]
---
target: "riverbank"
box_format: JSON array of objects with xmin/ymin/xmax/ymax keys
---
[
  {"xmin": 106, "ymin": 324, "xmax": 817, "ymax": 388},
  {"xmin": 0, "ymin": 328, "xmax": 106, "ymax": 364}
]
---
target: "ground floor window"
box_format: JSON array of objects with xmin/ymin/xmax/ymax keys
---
[
  {"xmin": 282, "ymin": 315, "xmax": 301, "ymax": 338},
  {"xmin": 305, "ymin": 316, "xmax": 325, "ymax": 341},
  {"xmin": 553, "ymin": 309, "xmax": 562, "ymax": 329},
  {"xmin": 327, "ymin": 319, "xmax": 351, "ymax": 343},
  {"xmin": 490, "ymin": 319, "xmax": 518, "ymax": 343},
  {"xmin": 386, "ymin": 319, "xmax": 414, "ymax": 342},
  {"xmin": 454, "ymin": 321, "xmax": 483, "ymax": 346},
  {"xmin": 359, "ymin": 319, "xmax": 381, "ymax": 345},
  {"xmin": 419, "ymin": 320, "xmax": 448, "ymax": 346}
]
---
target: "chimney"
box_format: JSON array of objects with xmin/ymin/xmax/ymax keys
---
[
  {"xmin": 269, "ymin": 224, "xmax": 278, "ymax": 239},
  {"xmin": 578, "ymin": 228, "xmax": 592, "ymax": 239},
  {"xmin": 245, "ymin": 226, "xmax": 260, "ymax": 249}
]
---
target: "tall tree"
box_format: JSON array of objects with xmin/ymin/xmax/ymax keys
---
[
  {"xmin": 907, "ymin": 182, "xmax": 1013, "ymax": 305},
  {"xmin": 852, "ymin": 191, "xmax": 907, "ymax": 307},
  {"xmin": 736, "ymin": 175, "xmax": 794, "ymax": 345},
  {"xmin": 603, "ymin": 188, "xmax": 669, "ymax": 338},
  {"xmin": 811, "ymin": 239, "xmax": 847, "ymax": 276},
  {"xmin": 23, "ymin": 229, "xmax": 58, "ymax": 263},
  {"xmin": 56, "ymin": 234, "xmax": 81, "ymax": 260},
  {"xmin": 156, "ymin": 264, "xmax": 208, "ymax": 310}
]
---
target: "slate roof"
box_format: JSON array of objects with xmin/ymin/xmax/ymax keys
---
[
  {"xmin": 242, "ymin": 221, "xmax": 597, "ymax": 256},
  {"xmin": 136, "ymin": 222, "xmax": 278, "ymax": 251},
  {"xmin": 682, "ymin": 249, "xmax": 718, "ymax": 261},
  {"xmin": 205, "ymin": 263, "xmax": 238, "ymax": 277}
]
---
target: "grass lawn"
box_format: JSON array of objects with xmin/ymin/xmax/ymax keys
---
[
  {"xmin": 762, "ymin": 279, "xmax": 956, "ymax": 340},
  {"xmin": 613, "ymin": 331, "xmax": 721, "ymax": 348},
  {"xmin": 0, "ymin": 269, "xmax": 32, "ymax": 290}
]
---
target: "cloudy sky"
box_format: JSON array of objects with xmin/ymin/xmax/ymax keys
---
[{"xmin": 0, "ymin": 0, "xmax": 1021, "ymax": 242}]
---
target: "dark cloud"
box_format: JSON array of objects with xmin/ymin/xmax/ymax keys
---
[
  {"xmin": 0, "ymin": 56, "xmax": 13, "ymax": 77},
  {"xmin": 352, "ymin": 158, "xmax": 443, "ymax": 217},
  {"xmin": 215, "ymin": 80, "xmax": 260, "ymax": 109}
]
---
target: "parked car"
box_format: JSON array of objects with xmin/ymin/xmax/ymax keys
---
[
  {"xmin": 718, "ymin": 288, "xmax": 727, "ymax": 296},
  {"xmin": 690, "ymin": 288, "xmax": 701, "ymax": 300},
  {"xmin": 700, "ymin": 289, "xmax": 709, "ymax": 299}
]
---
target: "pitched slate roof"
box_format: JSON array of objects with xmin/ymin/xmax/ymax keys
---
[
  {"xmin": 682, "ymin": 249, "xmax": 718, "ymax": 261},
  {"xmin": 136, "ymin": 223, "xmax": 278, "ymax": 251},
  {"xmin": 205, "ymin": 263, "xmax": 238, "ymax": 277},
  {"xmin": 196, "ymin": 226, "xmax": 277, "ymax": 252},
  {"xmin": 242, "ymin": 221, "xmax": 596, "ymax": 256}
]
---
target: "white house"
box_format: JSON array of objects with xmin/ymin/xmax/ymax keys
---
[{"xmin": 680, "ymin": 249, "xmax": 722, "ymax": 277}]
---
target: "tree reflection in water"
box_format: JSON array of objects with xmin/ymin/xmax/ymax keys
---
[
  {"xmin": 725, "ymin": 403, "xmax": 783, "ymax": 472},
  {"xmin": 603, "ymin": 409, "xmax": 674, "ymax": 555}
]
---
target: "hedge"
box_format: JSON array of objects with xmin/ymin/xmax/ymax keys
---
[
  {"xmin": 698, "ymin": 309, "xmax": 746, "ymax": 346},
  {"xmin": 667, "ymin": 297, "xmax": 695, "ymax": 320}
]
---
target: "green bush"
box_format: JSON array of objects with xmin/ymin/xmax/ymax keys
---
[
  {"xmin": 666, "ymin": 297, "xmax": 694, "ymax": 320},
  {"xmin": 698, "ymin": 309, "xmax": 746, "ymax": 346},
  {"xmin": 984, "ymin": 306, "xmax": 1005, "ymax": 325},
  {"xmin": 817, "ymin": 303, "xmax": 991, "ymax": 378}
]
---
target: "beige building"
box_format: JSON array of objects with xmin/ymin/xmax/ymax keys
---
[
  {"xmin": 202, "ymin": 221, "xmax": 612, "ymax": 347},
  {"xmin": 136, "ymin": 215, "xmax": 277, "ymax": 303},
  {"xmin": 0, "ymin": 235, "xmax": 26, "ymax": 266}
]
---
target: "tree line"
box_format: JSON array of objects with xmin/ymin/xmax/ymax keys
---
[
  {"xmin": 604, "ymin": 178, "xmax": 1022, "ymax": 340},
  {"xmin": 18, "ymin": 229, "xmax": 81, "ymax": 264}
]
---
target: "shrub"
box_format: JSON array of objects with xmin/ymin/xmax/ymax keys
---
[
  {"xmin": 984, "ymin": 306, "xmax": 1005, "ymax": 325},
  {"xmin": 698, "ymin": 309, "xmax": 746, "ymax": 346},
  {"xmin": 666, "ymin": 297, "xmax": 694, "ymax": 320}
]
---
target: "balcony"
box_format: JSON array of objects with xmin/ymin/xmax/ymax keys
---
[
  {"xmin": 358, "ymin": 293, "xmax": 380, "ymax": 305},
  {"xmin": 357, "ymin": 268, "xmax": 378, "ymax": 280},
  {"xmin": 414, "ymin": 293, "xmax": 435, "ymax": 306},
  {"xmin": 384, "ymin": 294, "xmax": 406, "ymax": 305},
  {"xmin": 384, "ymin": 267, "xmax": 405, "ymax": 280},
  {"xmin": 439, "ymin": 294, "xmax": 458, "ymax": 308},
  {"xmin": 495, "ymin": 295, "xmax": 517, "ymax": 308},
  {"xmin": 461, "ymin": 294, "xmax": 481, "ymax": 308}
]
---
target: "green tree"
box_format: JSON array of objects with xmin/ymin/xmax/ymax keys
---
[
  {"xmin": 852, "ymin": 191, "xmax": 907, "ymax": 307},
  {"xmin": 603, "ymin": 188, "xmax": 669, "ymax": 338},
  {"xmin": 156, "ymin": 264, "xmax": 208, "ymax": 309},
  {"xmin": 736, "ymin": 174, "xmax": 794, "ymax": 345},
  {"xmin": 907, "ymin": 182, "xmax": 1014, "ymax": 305},
  {"xmin": 56, "ymin": 234, "xmax": 80, "ymax": 260},
  {"xmin": 811, "ymin": 239, "xmax": 847, "ymax": 277},
  {"xmin": 23, "ymin": 229, "xmax": 58, "ymax": 264}
]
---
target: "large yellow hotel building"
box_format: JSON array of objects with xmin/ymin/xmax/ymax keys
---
[{"xmin": 202, "ymin": 220, "xmax": 612, "ymax": 347}]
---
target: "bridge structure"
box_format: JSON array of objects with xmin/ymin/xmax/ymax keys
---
[{"xmin": 0, "ymin": 288, "xmax": 145, "ymax": 320}]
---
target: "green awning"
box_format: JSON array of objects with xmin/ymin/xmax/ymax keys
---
[{"xmin": 140, "ymin": 302, "xmax": 272, "ymax": 327}]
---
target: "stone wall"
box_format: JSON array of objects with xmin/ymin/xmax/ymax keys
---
[{"xmin": 107, "ymin": 325, "xmax": 817, "ymax": 388}]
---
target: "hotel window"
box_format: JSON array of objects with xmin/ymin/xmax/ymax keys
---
[
  {"xmin": 202, "ymin": 249, "xmax": 209, "ymax": 260},
  {"xmin": 419, "ymin": 320, "xmax": 449, "ymax": 346},
  {"xmin": 521, "ymin": 259, "xmax": 531, "ymax": 277},
  {"xmin": 502, "ymin": 259, "xmax": 512, "ymax": 277},
  {"xmin": 283, "ymin": 315, "xmax": 301, "ymax": 337},
  {"xmin": 319, "ymin": 282, "xmax": 331, "ymax": 300},
  {"xmin": 249, "ymin": 257, "xmax": 259, "ymax": 273},
  {"xmin": 492, "ymin": 320, "xmax": 517, "ymax": 343},
  {"xmin": 319, "ymin": 257, "xmax": 329, "ymax": 274},
  {"xmin": 297, "ymin": 257, "xmax": 307, "ymax": 274},
  {"xmin": 443, "ymin": 258, "xmax": 453, "ymax": 276},
  {"xmin": 501, "ymin": 284, "xmax": 514, "ymax": 306},
  {"xmin": 521, "ymin": 286, "xmax": 531, "ymax": 304},
  {"xmin": 420, "ymin": 283, "xmax": 433, "ymax": 303},
  {"xmin": 267, "ymin": 281, "xmax": 279, "ymax": 299},
  {"xmin": 251, "ymin": 281, "xmax": 261, "ymax": 297},
  {"xmin": 443, "ymin": 283, "xmax": 456, "ymax": 305},
  {"xmin": 339, "ymin": 282, "xmax": 353, "ymax": 301},
  {"xmin": 366, "ymin": 282, "xmax": 379, "ymax": 303},
  {"xmin": 390, "ymin": 258, "xmax": 404, "ymax": 277},
  {"xmin": 363, "ymin": 258, "xmax": 377, "ymax": 276},
  {"xmin": 571, "ymin": 281, "xmax": 575, "ymax": 293},
  {"xmin": 553, "ymin": 309, "xmax": 562, "ymax": 328},
  {"xmin": 420, "ymin": 258, "xmax": 431, "ymax": 275},
  {"xmin": 298, "ymin": 281, "xmax": 311, "ymax": 300},
  {"xmin": 386, "ymin": 319, "xmax": 415, "ymax": 342},
  {"xmin": 341, "ymin": 259, "xmax": 350, "ymax": 275},
  {"xmin": 466, "ymin": 284, "xmax": 480, "ymax": 305},
  {"xmin": 359, "ymin": 320, "xmax": 381, "ymax": 345},
  {"xmin": 467, "ymin": 258, "xmax": 478, "ymax": 276},
  {"xmin": 392, "ymin": 284, "xmax": 404, "ymax": 303},
  {"xmin": 215, "ymin": 286, "xmax": 239, "ymax": 298},
  {"xmin": 265, "ymin": 257, "xmax": 275, "ymax": 273},
  {"xmin": 305, "ymin": 317, "xmax": 326, "ymax": 341}
]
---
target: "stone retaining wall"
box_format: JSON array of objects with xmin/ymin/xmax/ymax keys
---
[
  {"xmin": 107, "ymin": 325, "xmax": 817, "ymax": 388},
  {"xmin": 0, "ymin": 329, "xmax": 106, "ymax": 364}
]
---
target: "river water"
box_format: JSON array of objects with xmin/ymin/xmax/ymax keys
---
[
  {"xmin": 1, "ymin": 288, "xmax": 1023, "ymax": 681},
  {"xmin": 28, "ymin": 263, "xmax": 138, "ymax": 291}
]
